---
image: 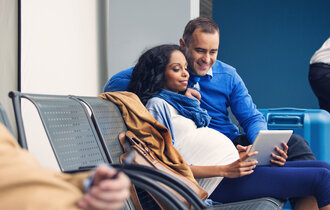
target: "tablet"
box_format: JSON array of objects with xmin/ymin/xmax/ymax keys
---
[{"xmin": 247, "ymin": 130, "xmax": 293, "ymax": 166}]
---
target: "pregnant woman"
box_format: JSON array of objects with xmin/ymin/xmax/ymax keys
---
[{"xmin": 127, "ymin": 44, "xmax": 330, "ymax": 209}]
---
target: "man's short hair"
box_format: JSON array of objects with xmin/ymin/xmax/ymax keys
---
[{"xmin": 183, "ymin": 17, "xmax": 220, "ymax": 47}]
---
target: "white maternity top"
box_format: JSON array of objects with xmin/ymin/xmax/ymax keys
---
[{"xmin": 146, "ymin": 97, "xmax": 239, "ymax": 195}]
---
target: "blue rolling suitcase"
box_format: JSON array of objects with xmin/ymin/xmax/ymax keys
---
[{"xmin": 258, "ymin": 108, "xmax": 330, "ymax": 163}]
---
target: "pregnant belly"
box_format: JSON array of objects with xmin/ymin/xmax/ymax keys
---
[{"xmin": 174, "ymin": 127, "xmax": 239, "ymax": 166}]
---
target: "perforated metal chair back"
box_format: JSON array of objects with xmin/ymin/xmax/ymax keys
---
[
  {"xmin": 75, "ymin": 96, "xmax": 163, "ymax": 210},
  {"xmin": 9, "ymin": 91, "xmax": 108, "ymax": 172},
  {"xmin": 0, "ymin": 103, "xmax": 13, "ymax": 134},
  {"xmin": 75, "ymin": 96, "xmax": 127, "ymax": 164},
  {"xmin": 75, "ymin": 96, "xmax": 147, "ymax": 210}
]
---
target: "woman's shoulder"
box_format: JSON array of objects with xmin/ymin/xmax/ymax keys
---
[
  {"xmin": 145, "ymin": 97, "xmax": 170, "ymax": 113},
  {"xmin": 146, "ymin": 97, "xmax": 167, "ymax": 107},
  {"xmin": 147, "ymin": 97, "xmax": 166, "ymax": 103}
]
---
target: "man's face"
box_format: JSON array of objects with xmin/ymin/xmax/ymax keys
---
[{"xmin": 182, "ymin": 28, "xmax": 219, "ymax": 76}]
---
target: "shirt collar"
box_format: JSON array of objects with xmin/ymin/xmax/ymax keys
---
[
  {"xmin": 206, "ymin": 67, "xmax": 213, "ymax": 79},
  {"xmin": 189, "ymin": 67, "xmax": 213, "ymax": 83}
]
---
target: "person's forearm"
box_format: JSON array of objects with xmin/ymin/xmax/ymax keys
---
[
  {"xmin": 190, "ymin": 156, "xmax": 258, "ymax": 179},
  {"xmin": 190, "ymin": 165, "xmax": 226, "ymax": 178}
]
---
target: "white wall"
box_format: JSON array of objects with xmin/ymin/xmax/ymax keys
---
[
  {"xmin": 2, "ymin": 0, "xmax": 200, "ymax": 116},
  {"xmin": 107, "ymin": 0, "xmax": 200, "ymax": 81},
  {"xmin": 21, "ymin": 0, "xmax": 102, "ymax": 96},
  {"xmin": 0, "ymin": 0, "xmax": 18, "ymax": 132}
]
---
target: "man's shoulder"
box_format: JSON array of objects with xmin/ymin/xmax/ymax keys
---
[
  {"xmin": 104, "ymin": 67, "xmax": 134, "ymax": 92},
  {"xmin": 212, "ymin": 60, "xmax": 237, "ymax": 74}
]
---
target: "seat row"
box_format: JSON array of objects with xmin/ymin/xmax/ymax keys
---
[{"xmin": 0, "ymin": 91, "xmax": 285, "ymax": 210}]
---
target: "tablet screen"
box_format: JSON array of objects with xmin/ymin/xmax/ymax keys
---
[{"xmin": 247, "ymin": 130, "xmax": 293, "ymax": 165}]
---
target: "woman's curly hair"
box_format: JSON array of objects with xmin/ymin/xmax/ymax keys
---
[{"xmin": 127, "ymin": 44, "xmax": 181, "ymax": 105}]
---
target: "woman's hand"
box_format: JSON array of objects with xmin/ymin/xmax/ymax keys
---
[
  {"xmin": 189, "ymin": 145, "xmax": 258, "ymax": 179},
  {"xmin": 270, "ymin": 142, "xmax": 288, "ymax": 166},
  {"xmin": 236, "ymin": 144, "xmax": 251, "ymax": 159},
  {"xmin": 221, "ymin": 150, "xmax": 258, "ymax": 178}
]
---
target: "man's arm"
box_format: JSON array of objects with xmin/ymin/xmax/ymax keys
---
[
  {"xmin": 229, "ymin": 73, "xmax": 288, "ymax": 165},
  {"xmin": 103, "ymin": 67, "xmax": 134, "ymax": 92},
  {"xmin": 229, "ymin": 72, "xmax": 267, "ymax": 143}
]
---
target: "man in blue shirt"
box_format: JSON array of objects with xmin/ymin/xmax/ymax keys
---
[{"xmin": 103, "ymin": 17, "xmax": 315, "ymax": 163}]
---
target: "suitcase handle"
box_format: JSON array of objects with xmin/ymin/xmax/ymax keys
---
[
  {"xmin": 265, "ymin": 107, "xmax": 306, "ymax": 112},
  {"xmin": 268, "ymin": 115, "xmax": 303, "ymax": 127}
]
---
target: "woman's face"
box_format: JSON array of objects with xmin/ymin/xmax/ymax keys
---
[{"xmin": 163, "ymin": 50, "xmax": 189, "ymax": 93}]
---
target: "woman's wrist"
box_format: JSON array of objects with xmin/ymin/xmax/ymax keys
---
[{"xmin": 216, "ymin": 165, "xmax": 227, "ymax": 177}]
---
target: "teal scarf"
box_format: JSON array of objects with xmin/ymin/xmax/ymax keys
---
[{"xmin": 154, "ymin": 89, "xmax": 211, "ymax": 127}]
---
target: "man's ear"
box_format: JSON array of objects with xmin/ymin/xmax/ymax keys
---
[{"xmin": 179, "ymin": 38, "xmax": 186, "ymax": 50}]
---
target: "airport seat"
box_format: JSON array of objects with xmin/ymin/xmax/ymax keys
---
[
  {"xmin": 9, "ymin": 91, "xmax": 285, "ymax": 210},
  {"xmin": 8, "ymin": 91, "xmax": 193, "ymax": 209}
]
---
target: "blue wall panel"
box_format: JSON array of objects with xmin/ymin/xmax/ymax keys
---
[{"xmin": 213, "ymin": 0, "xmax": 330, "ymax": 109}]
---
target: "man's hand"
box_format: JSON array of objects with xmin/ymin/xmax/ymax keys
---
[
  {"xmin": 185, "ymin": 88, "xmax": 201, "ymax": 101},
  {"xmin": 221, "ymin": 148, "xmax": 258, "ymax": 178},
  {"xmin": 270, "ymin": 142, "xmax": 288, "ymax": 166},
  {"xmin": 77, "ymin": 165, "xmax": 131, "ymax": 210}
]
